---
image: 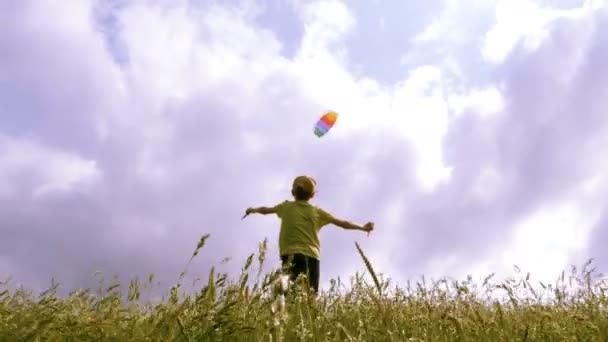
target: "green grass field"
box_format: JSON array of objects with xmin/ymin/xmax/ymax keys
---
[{"xmin": 1, "ymin": 235, "xmax": 607, "ymax": 341}]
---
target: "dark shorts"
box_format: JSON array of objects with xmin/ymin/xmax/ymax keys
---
[{"xmin": 281, "ymin": 253, "xmax": 320, "ymax": 293}]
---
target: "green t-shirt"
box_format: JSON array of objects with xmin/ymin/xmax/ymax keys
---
[{"xmin": 274, "ymin": 200, "xmax": 334, "ymax": 260}]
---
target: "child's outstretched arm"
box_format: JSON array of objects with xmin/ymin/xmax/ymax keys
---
[
  {"xmin": 246, "ymin": 206, "xmax": 277, "ymax": 215},
  {"xmin": 328, "ymin": 216, "xmax": 374, "ymax": 233},
  {"xmin": 243, "ymin": 202, "xmax": 286, "ymax": 219}
]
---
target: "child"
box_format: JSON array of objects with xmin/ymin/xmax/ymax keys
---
[{"xmin": 244, "ymin": 175, "xmax": 374, "ymax": 293}]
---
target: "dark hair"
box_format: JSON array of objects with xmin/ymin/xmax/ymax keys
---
[{"xmin": 292, "ymin": 186, "xmax": 313, "ymax": 201}]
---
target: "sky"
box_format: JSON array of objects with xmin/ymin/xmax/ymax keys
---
[{"xmin": 1, "ymin": 0, "xmax": 608, "ymax": 296}]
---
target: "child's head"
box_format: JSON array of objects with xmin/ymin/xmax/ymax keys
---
[{"xmin": 291, "ymin": 175, "xmax": 316, "ymax": 201}]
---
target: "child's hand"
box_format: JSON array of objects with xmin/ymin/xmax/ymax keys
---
[
  {"xmin": 242, "ymin": 207, "xmax": 255, "ymax": 219},
  {"xmin": 362, "ymin": 222, "xmax": 374, "ymax": 233}
]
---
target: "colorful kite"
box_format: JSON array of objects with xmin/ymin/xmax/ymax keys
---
[{"xmin": 314, "ymin": 111, "xmax": 338, "ymax": 138}]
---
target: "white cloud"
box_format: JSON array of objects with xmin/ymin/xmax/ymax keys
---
[
  {"xmin": 0, "ymin": 136, "xmax": 102, "ymax": 199},
  {"xmin": 471, "ymin": 117, "xmax": 608, "ymax": 284},
  {"xmin": 481, "ymin": 0, "xmax": 605, "ymax": 64},
  {"xmin": 295, "ymin": 1, "xmax": 356, "ymax": 51},
  {"xmin": 390, "ymin": 66, "xmax": 452, "ymax": 190},
  {"xmin": 412, "ymin": 0, "xmax": 455, "ymax": 43},
  {"xmin": 449, "ymin": 86, "xmax": 505, "ymax": 118},
  {"xmin": 502, "ymin": 200, "xmax": 599, "ymax": 283},
  {"xmin": 412, "ymin": 0, "xmax": 494, "ymax": 44}
]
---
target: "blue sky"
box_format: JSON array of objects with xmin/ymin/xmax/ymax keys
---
[{"xmin": 1, "ymin": 0, "xmax": 608, "ymax": 296}]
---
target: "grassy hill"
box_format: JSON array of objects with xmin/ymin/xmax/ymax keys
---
[{"xmin": 1, "ymin": 236, "xmax": 607, "ymax": 341}]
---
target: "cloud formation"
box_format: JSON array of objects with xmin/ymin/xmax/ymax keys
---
[{"xmin": 1, "ymin": 0, "xmax": 607, "ymax": 296}]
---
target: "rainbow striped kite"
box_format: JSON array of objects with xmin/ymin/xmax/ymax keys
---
[{"xmin": 313, "ymin": 111, "xmax": 338, "ymax": 138}]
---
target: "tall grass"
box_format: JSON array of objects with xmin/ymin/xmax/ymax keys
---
[{"xmin": 1, "ymin": 235, "xmax": 607, "ymax": 341}]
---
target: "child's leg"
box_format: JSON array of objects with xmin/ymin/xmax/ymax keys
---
[
  {"xmin": 281, "ymin": 254, "xmax": 304, "ymax": 282},
  {"xmin": 307, "ymin": 257, "xmax": 320, "ymax": 294},
  {"xmin": 281, "ymin": 254, "xmax": 311, "ymax": 291}
]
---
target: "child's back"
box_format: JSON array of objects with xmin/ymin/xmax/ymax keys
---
[
  {"xmin": 244, "ymin": 175, "xmax": 374, "ymax": 293},
  {"xmin": 274, "ymin": 199, "xmax": 334, "ymax": 262}
]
